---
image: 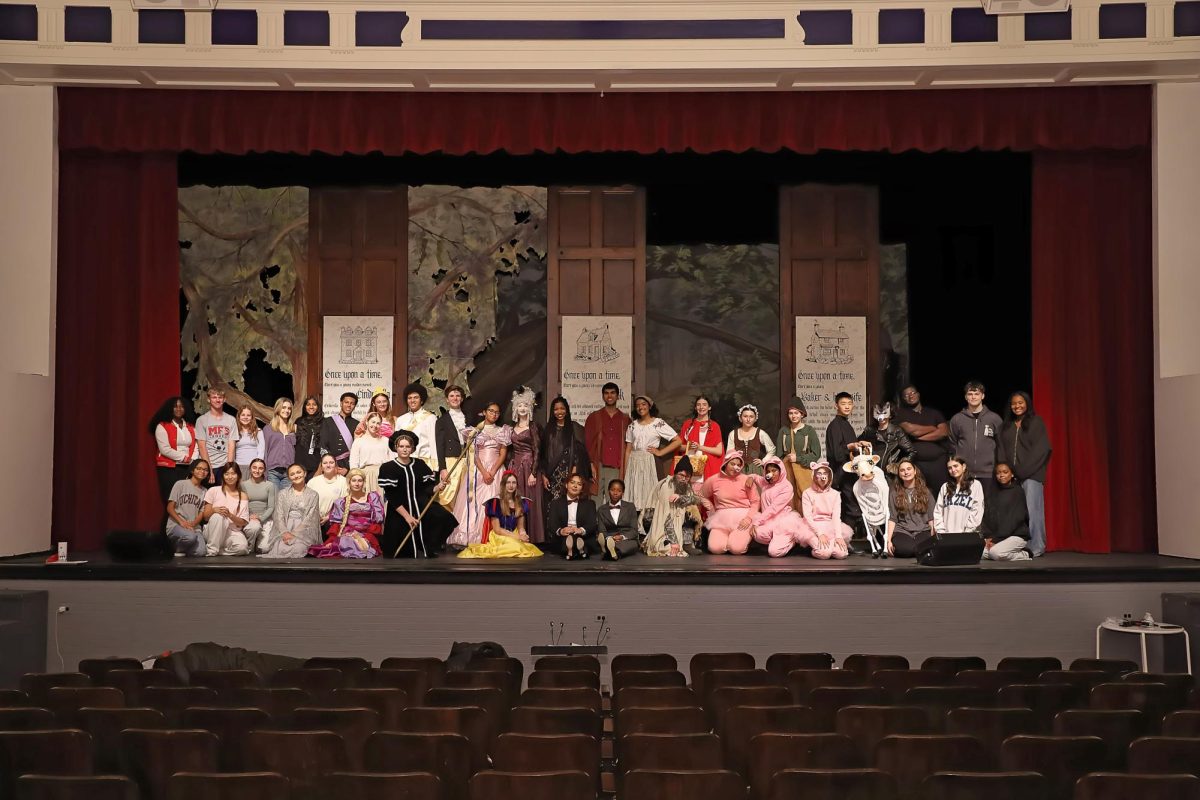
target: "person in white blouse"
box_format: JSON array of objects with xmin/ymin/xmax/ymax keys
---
[
  {"xmin": 395, "ymin": 382, "xmax": 439, "ymax": 471},
  {"xmin": 308, "ymin": 453, "xmax": 349, "ymax": 527},
  {"xmin": 727, "ymin": 404, "xmax": 777, "ymax": 476},
  {"xmin": 623, "ymin": 395, "xmax": 677, "ymax": 512},
  {"xmin": 349, "ymin": 412, "xmax": 393, "ymax": 494}
]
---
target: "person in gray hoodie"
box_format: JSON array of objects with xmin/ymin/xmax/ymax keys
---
[{"xmin": 949, "ymin": 380, "xmax": 1003, "ymax": 491}]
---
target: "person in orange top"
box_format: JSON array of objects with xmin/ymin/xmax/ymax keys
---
[
  {"xmin": 696, "ymin": 450, "xmax": 760, "ymax": 555},
  {"xmin": 583, "ymin": 382, "xmax": 631, "ymax": 502}
]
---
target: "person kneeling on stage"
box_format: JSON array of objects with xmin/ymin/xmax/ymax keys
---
[
  {"xmin": 260, "ymin": 464, "xmax": 321, "ymax": 559},
  {"xmin": 981, "ymin": 462, "xmax": 1032, "ymax": 561},
  {"xmin": 887, "ymin": 459, "xmax": 935, "ymax": 558},
  {"xmin": 642, "ymin": 458, "xmax": 700, "ymax": 557},
  {"xmin": 749, "ymin": 456, "xmax": 807, "ymax": 557},
  {"xmin": 308, "ymin": 468, "xmax": 383, "ymax": 559},
  {"xmin": 546, "ymin": 473, "xmax": 599, "ymax": 559},
  {"xmin": 697, "ymin": 451, "xmax": 759, "ymax": 555},
  {"xmin": 800, "ymin": 461, "xmax": 853, "ymax": 560},
  {"xmin": 458, "ymin": 471, "xmax": 543, "ymax": 559},
  {"xmin": 598, "ymin": 478, "xmax": 640, "ymax": 560},
  {"xmin": 379, "ymin": 430, "xmax": 456, "ymax": 559}
]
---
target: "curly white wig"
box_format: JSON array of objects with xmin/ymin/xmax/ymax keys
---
[{"xmin": 510, "ymin": 385, "xmax": 538, "ymax": 422}]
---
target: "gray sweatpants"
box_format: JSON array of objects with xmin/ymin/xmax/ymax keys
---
[{"xmin": 983, "ymin": 536, "xmax": 1031, "ymax": 561}]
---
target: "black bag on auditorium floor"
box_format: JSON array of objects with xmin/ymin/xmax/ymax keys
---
[
  {"xmin": 105, "ymin": 529, "xmax": 174, "ymax": 562},
  {"xmin": 917, "ymin": 532, "xmax": 984, "ymax": 566},
  {"xmin": 446, "ymin": 641, "xmax": 507, "ymax": 671}
]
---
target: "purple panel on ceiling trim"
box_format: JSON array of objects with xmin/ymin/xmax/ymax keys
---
[
  {"xmin": 796, "ymin": 11, "xmax": 853, "ymax": 45},
  {"xmin": 1024, "ymin": 9, "xmax": 1072, "ymax": 41},
  {"xmin": 420, "ymin": 18, "xmax": 785, "ymax": 39},
  {"xmin": 1099, "ymin": 2, "xmax": 1147, "ymax": 37},
  {"xmin": 212, "ymin": 9, "xmax": 256, "ymax": 45},
  {"xmin": 285, "ymin": 10, "xmax": 329, "ymax": 46},
  {"xmin": 355, "ymin": 11, "xmax": 408, "ymax": 46},
  {"xmin": 0, "ymin": 4, "xmax": 37, "ymax": 41},
  {"xmin": 138, "ymin": 9, "xmax": 184, "ymax": 44},
  {"xmin": 65, "ymin": 6, "xmax": 111, "ymax": 43},
  {"xmin": 1177, "ymin": 1, "xmax": 1200, "ymax": 35},
  {"xmin": 879, "ymin": 8, "xmax": 924, "ymax": 44},
  {"xmin": 951, "ymin": 7, "xmax": 998, "ymax": 42}
]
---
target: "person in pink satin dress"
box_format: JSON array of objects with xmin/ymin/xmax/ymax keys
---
[
  {"xmin": 696, "ymin": 450, "xmax": 759, "ymax": 555},
  {"xmin": 799, "ymin": 460, "xmax": 853, "ymax": 559},
  {"xmin": 749, "ymin": 455, "xmax": 807, "ymax": 557}
]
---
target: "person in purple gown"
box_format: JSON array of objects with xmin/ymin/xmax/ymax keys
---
[{"xmin": 506, "ymin": 386, "xmax": 545, "ymax": 543}]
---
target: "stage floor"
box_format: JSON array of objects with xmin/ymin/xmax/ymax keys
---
[{"xmin": 1, "ymin": 550, "xmax": 1198, "ymax": 586}]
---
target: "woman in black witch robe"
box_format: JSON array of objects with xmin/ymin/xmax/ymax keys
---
[{"xmin": 377, "ymin": 430, "xmax": 458, "ymax": 558}]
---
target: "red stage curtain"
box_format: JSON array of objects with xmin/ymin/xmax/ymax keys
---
[
  {"xmin": 1032, "ymin": 150, "xmax": 1155, "ymax": 553},
  {"xmin": 57, "ymin": 86, "xmax": 1150, "ymax": 156},
  {"xmin": 55, "ymin": 152, "xmax": 180, "ymax": 550}
]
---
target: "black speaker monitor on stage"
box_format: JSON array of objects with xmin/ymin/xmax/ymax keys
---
[
  {"xmin": 105, "ymin": 529, "xmax": 174, "ymax": 562},
  {"xmin": 917, "ymin": 532, "xmax": 984, "ymax": 566}
]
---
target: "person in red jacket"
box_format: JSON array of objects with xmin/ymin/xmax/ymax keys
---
[{"xmin": 150, "ymin": 395, "xmax": 197, "ymax": 503}]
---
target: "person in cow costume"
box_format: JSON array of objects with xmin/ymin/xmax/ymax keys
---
[{"xmin": 844, "ymin": 444, "xmax": 891, "ymax": 558}]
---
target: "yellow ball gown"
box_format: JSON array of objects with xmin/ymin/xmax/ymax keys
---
[{"xmin": 457, "ymin": 498, "xmax": 543, "ymax": 559}]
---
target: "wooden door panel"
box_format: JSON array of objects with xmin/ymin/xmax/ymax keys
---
[
  {"xmin": 558, "ymin": 260, "xmax": 592, "ymax": 315},
  {"xmin": 359, "ymin": 259, "xmax": 399, "ymax": 315},
  {"xmin": 835, "ymin": 260, "xmax": 869, "ymax": 315},
  {"xmin": 556, "ymin": 192, "xmax": 593, "ymax": 247},
  {"xmin": 788, "ymin": 192, "xmax": 828, "ymax": 248},
  {"xmin": 320, "ymin": 259, "xmax": 354, "ymax": 315},
  {"xmin": 834, "ymin": 192, "xmax": 870, "ymax": 248},
  {"xmin": 317, "ymin": 191, "xmax": 357, "ymax": 248},
  {"xmin": 790, "ymin": 258, "xmax": 826, "ymax": 315},
  {"xmin": 363, "ymin": 192, "xmax": 404, "ymax": 248},
  {"xmin": 602, "ymin": 260, "xmax": 636, "ymax": 315},
  {"xmin": 602, "ymin": 191, "xmax": 638, "ymax": 248}
]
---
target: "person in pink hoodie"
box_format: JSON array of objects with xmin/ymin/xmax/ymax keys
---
[
  {"xmin": 750, "ymin": 455, "xmax": 808, "ymax": 557},
  {"xmin": 800, "ymin": 460, "xmax": 853, "ymax": 559},
  {"xmin": 696, "ymin": 450, "xmax": 759, "ymax": 555}
]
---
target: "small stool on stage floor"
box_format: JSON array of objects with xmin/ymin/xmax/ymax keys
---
[{"xmin": 1096, "ymin": 618, "xmax": 1192, "ymax": 674}]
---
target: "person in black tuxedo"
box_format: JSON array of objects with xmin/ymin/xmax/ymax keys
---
[
  {"xmin": 597, "ymin": 478, "xmax": 640, "ymax": 560},
  {"xmin": 544, "ymin": 473, "xmax": 598, "ymax": 559}
]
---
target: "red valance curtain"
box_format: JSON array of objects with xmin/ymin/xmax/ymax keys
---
[{"xmin": 56, "ymin": 152, "xmax": 180, "ymax": 550}]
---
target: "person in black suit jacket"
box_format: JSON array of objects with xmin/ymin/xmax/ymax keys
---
[
  {"xmin": 596, "ymin": 478, "xmax": 640, "ymax": 560},
  {"xmin": 544, "ymin": 473, "xmax": 599, "ymax": 559}
]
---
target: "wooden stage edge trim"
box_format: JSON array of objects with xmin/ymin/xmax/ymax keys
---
[{"xmin": 0, "ymin": 552, "xmax": 1198, "ymax": 586}]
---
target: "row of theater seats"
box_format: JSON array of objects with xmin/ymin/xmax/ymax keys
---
[{"xmin": 0, "ymin": 651, "xmax": 1198, "ymax": 800}]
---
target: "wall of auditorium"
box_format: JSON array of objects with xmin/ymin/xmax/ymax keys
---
[
  {"xmin": 1153, "ymin": 81, "xmax": 1200, "ymax": 560},
  {"xmin": 0, "ymin": 85, "xmax": 56, "ymax": 558}
]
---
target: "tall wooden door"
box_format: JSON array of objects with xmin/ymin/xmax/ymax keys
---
[
  {"xmin": 779, "ymin": 184, "xmax": 881, "ymax": 414},
  {"xmin": 546, "ymin": 186, "xmax": 646, "ymax": 400},
  {"xmin": 306, "ymin": 187, "xmax": 408, "ymax": 398}
]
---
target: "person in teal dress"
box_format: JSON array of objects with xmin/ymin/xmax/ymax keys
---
[{"xmin": 457, "ymin": 471, "xmax": 543, "ymax": 559}]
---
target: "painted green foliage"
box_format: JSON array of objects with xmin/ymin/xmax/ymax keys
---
[
  {"xmin": 179, "ymin": 186, "xmax": 309, "ymax": 419},
  {"xmin": 407, "ymin": 186, "xmax": 548, "ymax": 409}
]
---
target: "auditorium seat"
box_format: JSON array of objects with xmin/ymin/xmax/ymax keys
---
[
  {"xmin": 179, "ymin": 707, "xmax": 270, "ymax": 771},
  {"xmin": 0, "ymin": 709, "xmax": 55, "ymax": 732},
  {"xmin": 362, "ymin": 669, "xmax": 430, "ymax": 701},
  {"xmin": 999, "ymin": 735, "xmax": 1107, "ymax": 800},
  {"xmin": 329, "ymin": 688, "xmax": 408, "ymax": 729},
  {"xmin": 1070, "ymin": 658, "xmax": 1139, "ymax": 677},
  {"xmin": 534, "ymin": 655, "xmax": 600, "ymax": 674},
  {"xmin": 918, "ymin": 771, "xmax": 1047, "ymax": 800},
  {"xmin": 289, "ymin": 707, "xmax": 381, "ymax": 768},
  {"xmin": 996, "ymin": 657, "xmax": 1062, "ymax": 679},
  {"xmin": 612, "ymin": 687, "xmax": 697, "ymax": 716},
  {"xmin": 101, "ymin": 670, "xmax": 180, "ymax": 705},
  {"xmin": 167, "ymin": 772, "xmax": 289, "ymax": 800},
  {"xmin": 872, "ymin": 670, "xmax": 954, "ymax": 701},
  {"xmin": 612, "ymin": 671, "xmax": 686, "ymax": 692},
  {"xmin": 443, "ymin": 670, "xmax": 519, "ymax": 705},
  {"xmin": 19, "ymin": 674, "xmax": 91, "ymax": 706},
  {"xmin": 953, "ymin": 670, "xmax": 1026, "ymax": 691},
  {"xmin": 842, "ymin": 654, "xmax": 910, "ymax": 675},
  {"xmin": 220, "ymin": 688, "xmax": 311, "ymax": 719},
  {"xmin": 702, "ymin": 670, "xmax": 778, "ymax": 704},
  {"xmin": 904, "ymin": 686, "xmax": 995, "ymax": 723},
  {"xmin": 1127, "ymin": 736, "xmax": 1200, "ymax": 776},
  {"xmin": 269, "ymin": 668, "xmax": 345, "ymax": 697},
  {"xmin": 188, "ymin": 670, "xmax": 258, "ymax": 691},
  {"xmin": 747, "ymin": 733, "xmax": 863, "ymax": 800},
  {"xmin": 1163, "ymin": 711, "xmax": 1200, "ymax": 737},
  {"xmin": 623, "ymin": 768, "xmax": 747, "ymax": 800},
  {"xmin": 945, "ymin": 707, "xmax": 1039, "ymax": 751},
  {"xmin": 874, "ymin": 735, "xmax": 993, "ymax": 798},
  {"xmin": 399, "ymin": 707, "xmax": 490, "ymax": 771},
  {"xmin": 142, "ymin": 687, "xmax": 219, "ymax": 725},
  {"xmin": 1073, "ymin": 773, "xmax": 1200, "ymax": 800},
  {"xmin": 119, "ymin": 729, "xmax": 220, "ymax": 800},
  {"xmin": 808, "ymin": 686, "xmax": 890, "ymax": 729},
  {"xmin": 1054, "ymin": 709, "xmax": 1149, "ymax": 767},
  {"xmin": 518, "ymin": 689, "xmax": 601, "ymax": 712},
  {"xmin": 317, "ymin": 771, "xmax": 443, "ymax": 800},
  {"xmin": 509, "ymin": 706, "xmax": 601, "ymax": 739},
  {"xmin": 998, "ymin": 684, "xmax": 1086, "ymax": 730},
  {"xmin": 764, "ymin": 654, "xmax": 834, "ymax": 683},
  {"xmin": 491, "ymin": 732, "xmax": 599, "ymax": 787},
  {"xmin": 706, "ymin": 687, "xmax": 791, "ymax": 728},
  {"xmin": 303, "ymin": 657, "xmax": 372, "ymax": 676},
  {"xmin": 45, "ymin": 687, "xmax": 125, "ymax": 726},
  {"xmin": 0, "ymin": 692, "xmax": 31, "ymax": 708},
  {"xmin": 527, "ymin": 671, "xmax": 599, "ymax": 691},
  {"xmin": 379, "ymin": 659, "xmax": 446, "ymax": 689},
  {"xmin": 1090, "ymin": 682, "xmax": 1179, "ymax": 726},
  {"xmin": 767, "ymin": 768, "xmax": 898, "ymax": 800},
  {"xmin": 16, "ymin": 775, "xmax": 137, "ymax": 800},
  {"xmin": 616, "ymin": 706, "xmax": 709, "ymax": 738},
  {"xmin": 77, "ymin": 659, "xmax": 144, "ymax": 685},
  {"xmin": 611, "ymin": 654, "xmax": 677, "ymax": 676},
  {"xmin": 785, "ymin": 670, "xmax": 868, "ymax": 705},
  {"xmin": 425, "ymin": 687, "xmax": 507, "ymax": 740},
  {"xmin": 921, "ymin": 657, "xmax": 987, "ymax": 676},
  {"xmin": 243, "ymin": 730, "xmax": 347, "ymax": 800},
  {"xmin": 79, "ymin": 708, "xmax": 167, "ymax": 772},
  {"xmin": 365, "ymin": 732, "xmax": 474, "ymax": 800},
  {"xmin": 836, "ymin": 705, "xmax": 932, "ymax": 756},
  {"xmin": 1037, "ymin": 671, "xmax": 1111, "ymax": 692},
  {"xmin": 0, "ymin": 730, "xmax": 93, "ymax": 800},
  {"xmin": 720, "ymin": 705, "xmax": 823, "ymax": 777},
  {"xmin": 467, "ymin": 770, "xmax": 593, "ymax": 800},
  {"xmin": 690, "ymin": 654, "xmax": 756, "ymax": 687}
]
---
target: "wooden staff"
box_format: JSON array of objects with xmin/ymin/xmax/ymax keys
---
[{"xmin": 392, "ymin": 422, "xmax": 483, "ymax": 558}]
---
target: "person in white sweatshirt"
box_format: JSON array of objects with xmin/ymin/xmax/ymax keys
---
[{"xmin": 934, "ymin": 455, "xmax": 985, "ymax": 533}]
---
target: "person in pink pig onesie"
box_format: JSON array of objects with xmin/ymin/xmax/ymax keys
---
[
  {"xmin": 696, "ymin": 450, "xmax": 760, "ymax": 555},
  {"xmin": 748, "ymin": 455, "xmax": 809, "ymax": 557},
  {"xmin": 799, "ymin": 460, "xmax": 854, "ymax": 559}
]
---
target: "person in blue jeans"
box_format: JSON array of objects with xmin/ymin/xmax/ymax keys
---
[{"xmin": 996, "ymin": 391, "xmax": 1052, "ymax": 557}]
